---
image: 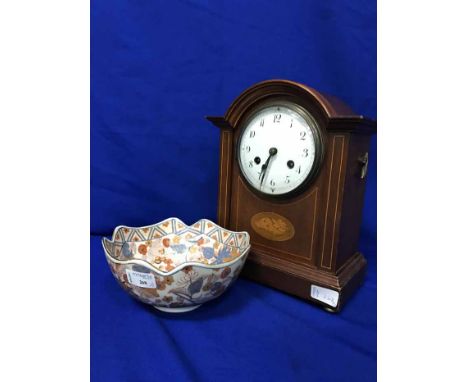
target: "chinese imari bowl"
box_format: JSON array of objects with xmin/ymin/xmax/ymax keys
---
[{"xmin": 102, "ymin": 218, "xmax": 250, "ymax": 313}]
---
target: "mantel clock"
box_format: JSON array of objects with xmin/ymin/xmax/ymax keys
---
[{"xmin": 207, "ymin": 79, "xmax": 376, "ymax": 311}]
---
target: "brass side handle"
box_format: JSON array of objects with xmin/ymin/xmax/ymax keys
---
[{"xmin": 358, "ymin": 152, "xmax": 369, "ymax": 179}]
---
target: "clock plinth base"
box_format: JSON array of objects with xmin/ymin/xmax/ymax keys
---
[{"xmin": 241, "ymin": 250, "xmax": 367, "ymax": 312}]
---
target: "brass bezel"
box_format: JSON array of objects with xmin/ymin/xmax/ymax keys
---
[{"xmin": 236, "ymin": 98, "xmax": 325, "ymax": 200}]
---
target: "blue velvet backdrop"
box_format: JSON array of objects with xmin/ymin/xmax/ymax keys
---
[{"xmin": 91, "ymin": 1, "xmax": 376, "ymax": 381}]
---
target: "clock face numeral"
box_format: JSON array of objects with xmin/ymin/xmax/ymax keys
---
[{"xmin": 238, "ymin": 105, "xmax": 318, "ymax": 196}]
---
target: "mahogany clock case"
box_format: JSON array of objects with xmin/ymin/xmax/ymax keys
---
[{"xmin": 207, "ymin": 79, "xmax": 376, "ymax": 312}]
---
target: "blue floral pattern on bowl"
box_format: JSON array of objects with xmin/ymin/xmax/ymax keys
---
[{"xmin": 102, "ymin": 218, "xmax": 250, "ymax": 313}]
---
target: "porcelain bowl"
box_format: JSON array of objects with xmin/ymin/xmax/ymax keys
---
[{"xmin": 102, "ymin": 218, "xmax": 250, "ymax": 313}]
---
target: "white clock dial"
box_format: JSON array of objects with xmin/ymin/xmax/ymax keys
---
[{"xmin": 238, "ymin": 104, "xmax": 320, "ymax": 196}]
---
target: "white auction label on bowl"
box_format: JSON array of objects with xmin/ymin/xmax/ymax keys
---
[
  {"xmin": 310, "ymin": 285, "xmax": 339, "ymax": 308},
  {"xmin": 125, "ymin": 269, "xmax": 156, "ymax": 288}
]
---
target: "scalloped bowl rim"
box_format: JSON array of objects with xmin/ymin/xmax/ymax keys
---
[
  {"xmin": 110, "ymin": 217, "xmax": 249, "ymax": 244},
  {"xmin": 102, "ymin": 218, "xmax": 251, "ymax": 276}
]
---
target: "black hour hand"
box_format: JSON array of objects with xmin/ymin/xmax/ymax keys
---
[
  {"xmin": 260, "ymin": 167, "xmax": 267, "ymax": 185},
  {"xmin": 258, "ymin": 163, "xmax": 267, "ymax": 180},
  {"xmin": 259, "ymin": 147, "xmax": 278, "ymax": 186}
]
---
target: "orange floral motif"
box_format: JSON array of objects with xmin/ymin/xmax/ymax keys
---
[
  {"xmin": 164, "ymin": 276, "xmax": 174, "ymax": 285},
  {"xmin": 183, "ymin": 266, "xmax": 193, "ymax": 274},
  {"xmin": 156, "ymin": 279, "xmax": 166, "ymax": 290},
  {"xmin": 162, "ymin": 238, "xmax": 171, "ymax": 248},
  {"xmin": 221, "ymin": 267, "xmax": 231, "ymax": 279},
  {"xmin": 138, "ymin": 244, "xmax": 147, "ymax": 255}
]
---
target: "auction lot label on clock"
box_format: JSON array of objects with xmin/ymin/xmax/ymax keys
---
[
  {"xmin": 311, "ymin": 285, "xmax": 339, "ymax": 308},
  {"xmin": 126, "ymin": 269, "xmax": 156, "ymax": 288}
]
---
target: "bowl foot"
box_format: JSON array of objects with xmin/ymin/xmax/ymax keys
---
[{"xmin": 154, "ymin": 304, "xmax": 201, "ymax": 313}]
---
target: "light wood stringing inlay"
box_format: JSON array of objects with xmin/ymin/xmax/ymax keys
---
[{"xmin": 320, "ymin": 135, "xmax": 345, "ymax": 269}]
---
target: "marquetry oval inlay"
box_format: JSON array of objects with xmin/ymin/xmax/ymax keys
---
[{"xmin": 250, "ymin": 212, "xmax": 295, "ymax": 242}]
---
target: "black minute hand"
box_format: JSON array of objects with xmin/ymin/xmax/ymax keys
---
[{"xmin": 259, "ymin": 147, "xmax": 278, "ymax": 187}]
